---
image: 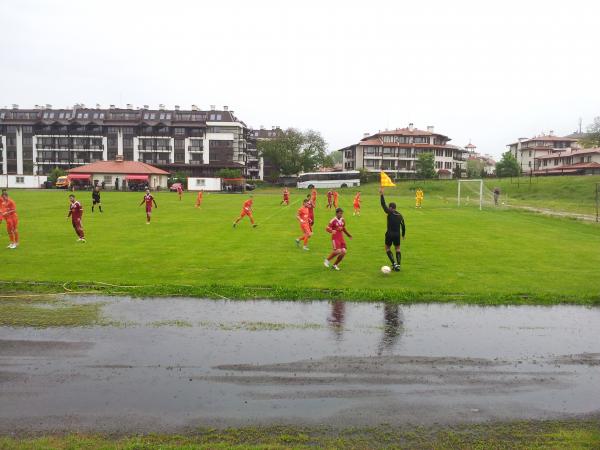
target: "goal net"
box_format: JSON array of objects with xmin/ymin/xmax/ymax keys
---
[{"xmin": 457, "ymin": 179, "xmax": 499, "ymax": 210}]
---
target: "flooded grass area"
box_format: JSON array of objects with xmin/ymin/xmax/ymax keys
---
[{"xmin": 0, "ymin": 295, "xmax": 599, "ymax": 435}]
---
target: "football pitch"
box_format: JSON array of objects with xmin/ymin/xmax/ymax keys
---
[{"xmin": 2, "ymin": 184, "xmax": 599, "ymax": 304}]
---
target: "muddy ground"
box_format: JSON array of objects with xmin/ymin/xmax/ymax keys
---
[{"xmin": 0, "ymin": 296, "xmax": 599, "ymax": 434}]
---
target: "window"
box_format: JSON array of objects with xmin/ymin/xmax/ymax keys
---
[
  {"xmin": 16, "ymin": 176, "xmax": 24, "ymax": 184},
  {"xmin": 195, "ymin": 179, "xmax": 206, "ymax": 186},
  {"xmin": 103, "ymin": 175, "xmax": 112, "ymax": 183},
  {"xmin": 59, "ymin": 112, "xmax": 65, "ymax": 119},
  {"xmin": 175, "ymin": 128, "xmax": 185, "ymax": 136},
  {"xmin": 23, "ymin": 137, "xmax": 33, "ymax": 146},
  {"xmin": 107, "ymin": 127, "xmax": 119, "ymax": 134},
  {"xmin": 122, "ymin": 127, "xmax": 134, "ymax": 135},
  {"xmin": 22, "ymin": 126, "xmax": 32, "ymax": 134},
  {"xmin": 6, "ymin": 126, "xmax": 16, "ymax": 133}
]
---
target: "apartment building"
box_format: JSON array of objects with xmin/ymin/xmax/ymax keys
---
[
  {"xmin": 339, "ymin": 124, "xmax": 467, "ymax": 178},
  {"xmin": 507, "ymin": 132, "xmax": 578, "ymax": 173},
  {"xmin": 0, "ymin": 104, "xmax": 261, "ymax": 183},
  {"xmin": 248, "ymin": 126, "xmax": 283, "ymax": 180},
  {"xmin": 533, "ymin": 147, "xmax": 600, "ymax": 175}
]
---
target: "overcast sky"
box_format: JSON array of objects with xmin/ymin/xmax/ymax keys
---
[{"xmin": 1, "ymin": 0, "xmax": 598, "ymax": 158}]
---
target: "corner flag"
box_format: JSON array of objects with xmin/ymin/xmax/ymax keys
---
[{"xmin": 380, "ymin": 171, "xmax": 396, "ymax": 187}]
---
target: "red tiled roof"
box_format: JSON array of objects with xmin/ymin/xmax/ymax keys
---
[
  {"xmin": 536, "ymin": 148, "xmax": 600, "ymax": 160},
  {"xmin": 508, "ymin": 135, "xmax": 578, "ymax": 146},
  {"xmin": 534, "ymin": 161, "xmax": 600, "ymax": 174},
  {"xmin": 465, "ymin": 143, "xmax": 476, "ymax": 148},
  {"xmin": 68, "ymin": 160, "xmax": 169, "ymax": 175}
]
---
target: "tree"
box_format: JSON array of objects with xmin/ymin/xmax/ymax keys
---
[
  {"xmin": 216, "ymin": 168, "xmax": 242, "ymax": 179},
  {"xmin": 257, "ymin": 128, "xmax": 328, "ymax": 176},
  {"xmin": 415, "ymin": 152, "xmax": 436, "ymax": 179},
  {"xmin": 47, "ymin": 167, "xmax": 66, "ymax": 184},
  {"xmin": 580, "ymin": 116, "xmax": 600, "ymax": 148},
  {"xmin": 495, "ymin": 151, "xmax": 521, "ymax": 177},
  {"xmin": 466, "ymin": 158, "xmax": 485, "ymax": 178}
]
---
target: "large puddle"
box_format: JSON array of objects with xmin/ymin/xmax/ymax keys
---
[{"xmin": 1, "ymin": 296, "xmax": 599, "ymax": 432}]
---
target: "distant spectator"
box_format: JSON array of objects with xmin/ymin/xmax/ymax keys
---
[{"xmin": 493, "ymin": 187, "xmax": 500, "ymax": 206}]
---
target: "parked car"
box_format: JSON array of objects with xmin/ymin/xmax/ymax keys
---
[{"xmin": 55, "ymin": 176, "xmax": 69, "ymax": 188}]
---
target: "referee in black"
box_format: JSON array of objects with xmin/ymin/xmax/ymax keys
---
[
  {"xmin": 91, "ymin": 186, "xmax": 103, "ymax": 213},
  {"xmin": 379, "ymin": 187, "xmax": 405, "ymax": 271}
]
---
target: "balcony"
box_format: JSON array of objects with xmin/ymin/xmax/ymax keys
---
[
  {"xmin": 138, "ymin": 145, "xmax": 172, "ymax": 151},
  {"xmin": 187, "ymin": 146, "xmax": 203, "ymax": 152},
  {"xmin": 188, "ymin": 160, "xmax": 204, "ymax": 165},
  {"xmin": 138, "ymin": 158, "xmax": 171, "ymax": 165}
]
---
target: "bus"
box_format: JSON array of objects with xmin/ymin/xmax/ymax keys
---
[{"xmin": 297, "ymin": 171, "xmax": 360, "ymax": 189}]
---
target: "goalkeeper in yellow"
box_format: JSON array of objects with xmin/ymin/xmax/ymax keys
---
[{"xmin": 415, "ymin": 188, "xmax": 424, "ymax": 208}]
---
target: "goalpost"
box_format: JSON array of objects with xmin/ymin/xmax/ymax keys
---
[{"xmin": 457, "ymin": 179, "xmax": 484, "ymax": 211}]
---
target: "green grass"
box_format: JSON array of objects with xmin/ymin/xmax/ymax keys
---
[
  {"xmin": 0, "ymin": 179, "xmax": 599, "ymax": 304},
  {"xmin": 1, "ymin": 419, "xmax": 599, "ymax": 449},
  {"xmin": 0, "ymin": 295, "xmax": 103, "ymax": 327}
]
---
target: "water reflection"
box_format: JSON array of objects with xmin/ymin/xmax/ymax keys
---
[
  {"xmin": 378, "ymin": 303, "xmax": 404, "ymax": 354},
  {"xmin": 327, "ymin": 300, "xmax": 346, "ymax": 340},
  {"xmin": 327, "ymin": 301, "xmax": 404, "ymax": 352}
]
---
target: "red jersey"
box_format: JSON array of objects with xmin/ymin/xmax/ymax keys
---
[
  {"xmin": 283, "ymin": 189, "xmax": 289, "ymax": 199},
  {"xmin": 306, "ymin": 200, "xmax": 315, "ymax": 221},
  {"xmin": 333, "ymin": 191, "xmax": 339, "ymax": 200},
  {"xmin": 243, "ymin": 199, "xmax": 253, "ymax": 211},
  {"xmin": 297, "ymin": 206, "xmax": 310, "ymax": 223},
  {"xmin": 69, "ymin": 201, "xmax": 83, "ymax": 220},
  {"xmin": 327, "ymin": 191, "xmax": 333, "ymax": 200},
  {"xmin": 311, "ymin": 190, "xmax": 317, "ymax": 201},
  {"xmin": 327, "ymin": 217, "xmax": 347, "ymax": 240},
  {"xmin": 2, "ymin": 198, "xmax": 16, "ymax": 218},
  {"xmin": 353, "ymin": 193, "xmax": 361, "ymax": 206},
  {"xmin": 144, "ymin": 194, "xmax": 155, "ymax": 208},
  {"xmin": 176, "ymin": 186, "xmax": 183, "ymax": 193}
]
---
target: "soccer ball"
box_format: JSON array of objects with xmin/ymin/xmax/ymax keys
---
[{"xmin": 381, "ymin": 265, "xmax": 392, "ymax": 275}]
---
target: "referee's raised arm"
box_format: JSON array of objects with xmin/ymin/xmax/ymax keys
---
[{"xmin": 379, "ymin": 187, "xmax": 389, "ymax": 213}]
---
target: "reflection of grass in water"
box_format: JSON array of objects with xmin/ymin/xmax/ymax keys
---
[
  {"xmin": 151, "ymin": 320, "xmax": 193, "ymax": 328},
  {"xmin": 1, "ymin": 420, "xmax": 598, "ymax": 448},
  {"xmin": 0, "ymin": 298, "xmax": 102, "ymax": 328},
  {"xmin": 199, "ymin": 320, "xmax": 323, "ymax": 331}
]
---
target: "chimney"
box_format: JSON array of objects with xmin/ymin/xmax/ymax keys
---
[
  {"xmin": 12, "ymin": 104, "xmax": 18, "ymax": 109},
  {"xmin": 223, "ymin": 105, "xmax": 228, "ymax": 111},
  {"xmin": 174, "ymin": 105, "xmax": 180, "ymax": 111},
  {"xmin": 210, "ymin": 105, "xmax": 216, "ymax": 111},
  {"xmin": 34, "ymin": 104, "xmax": 40, "ymax": 109},
  {"xmin": 109, "ymin": 104, "xmax": 116, "ymax": 109},
  {"xmin": 159, "ymin": 104, "xmax": 165, "ymax": 110},
  {"xmin": 549, "ymin": 130, "xmax": 554, "ymax": 136},
  {"xmin": 191, "ymin": 104, "xmax": 198, "ymax": 111},
  {"xmin": 46, "ymin": 104, "xmax": 52, "ymax": 109},
  {"xmin": 408, "ymin": 123, "xmax": 414, "ymax": 132},
  {"xmin": 363, "ymin": 132, "xmax": 370, "ymax": 137},
  {"xmin": 126, "ymin": 103, "xmax": 133, "ymax": 109},
  {"xmin": 427, "ymin": 125, "xmax": 434, "ymax": 133},
  {"xmin": 96, "ymin": 103, "xmax": 101, "ymax": 109},
  {"xmin": 260, "ymin": 125, "xmax": 265, "ymax": 130},
  {"xmin": 143, "ymin": 105, "xmax": 149, "ymax": 109}
]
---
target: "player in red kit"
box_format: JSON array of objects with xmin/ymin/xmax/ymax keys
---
[
  {"xmin": 139, "ymin": 189, "xmax": 158, "ymax": 224},
  {"xmin": 280, "ymin": 187, "xmax": 290, "ymax": 206},
  {"xmin": 1, "ymin": 191, "xmax": 19, "ymax": 249},
  {"xmin": 326, "ymin": 190, "xmax": 333, "ymax": 209},
  {"xmin": 195, "ymin": 190, "xmax": 203, "ymax": 209},
  {"xmin": 353, "ymin": 191, "xmax": 361, "ymax": 216},
  {"xmin": 311, "ymin": 187, "xmax": 317, "ymax": 206},
  {"xmin": 233, "ymin": 196, "xmax": 257, "ymax": 228},
  {"xmin": 67, "ymin": 194, "xmax": 85, "ymax": 242},
  {"xmin": 176, "ymin": 184, "xmax": 183, "ymax": 201},
  {"xmin": 333, "ymin": 190, "xmax": 339, "ymax": 208},
  {"xmin": 305, "ymin": 194, "xmax": 315, "ymax": 227},
  {"xmin": 295, "ymin": 199, "xmax": 312, "ymax": 250},
  {"xmin": 324, "ymin": 208, "xmax": 352, "ymax": 271}
]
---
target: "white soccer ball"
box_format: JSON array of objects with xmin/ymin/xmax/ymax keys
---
[{"xmin": 381, "ymin": 265, "xmax": 392, "ymax": 275}]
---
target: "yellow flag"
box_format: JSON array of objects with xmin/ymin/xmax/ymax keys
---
[{"xmin": 380, "ymin": 171, "xmax": 396, "ymax": 187}]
